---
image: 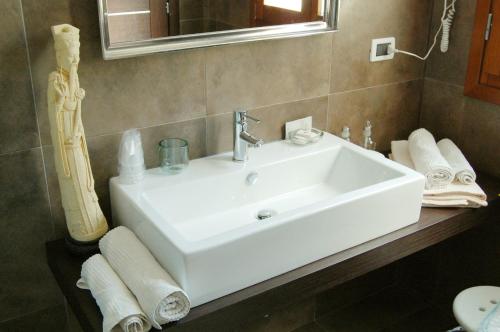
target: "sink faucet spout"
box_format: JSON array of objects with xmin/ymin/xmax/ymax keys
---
[
  {"xmin": 233, "ymin": 110, "xmax": 264, "ymax": 162},
  {"xmin": 240, "ymin": 131, "xmax": 263, "ymax": 147}
]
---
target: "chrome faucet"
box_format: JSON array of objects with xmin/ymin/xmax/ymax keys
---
[{"xmin": 233, "ymin": 110, "xmax": 264, "ymax": 162}]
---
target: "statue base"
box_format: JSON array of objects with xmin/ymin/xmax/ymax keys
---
[{"xmin": 64, "ymin": 236, "xmax": 100, "ymax": 257}]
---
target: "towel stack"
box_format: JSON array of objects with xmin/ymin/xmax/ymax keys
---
[
  {"xmin": 391, "ymin": 129, "xmax": 487, "ymax": 208},
  {"xmin": 77, "ymin": 226, "xmax": 191, "ymax": 331}
]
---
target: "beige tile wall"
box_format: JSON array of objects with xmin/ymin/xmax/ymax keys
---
[
  {"xmin": 420, "ymin": 0, "xmax": 500, "ymax": 178},
  {"xmin": 107, "ymin": 14, "xmax": 151, "ymax": 44},
  {"xmin": 330, "ymin": 0, "xmax": 430, "ymax": 93},
  {"xmin": 329, "ymin": 80, "xmax": 423, "ymax": 151},
  {"xmin": 107, "ymin": 0, "xmax": 149, "ymax": 13},
  {"xmin": 1, "ymin": 0, "xmax": 436, "ymax": 329},
  {"xmin": 205, "ymin": 34, "xmax": 332, "ymax": 115},
  {"xmin": 18, "ymin": 0, "xmax": 433, "ymax": 238}
]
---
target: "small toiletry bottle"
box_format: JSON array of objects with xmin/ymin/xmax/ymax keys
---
[
  {"xmin": 341, "ymin": 126, "xmax": 351, "ymax": 142},
  {"xmin": 363, "ymin": 121, "xmax": 376, "ymax": 150}
]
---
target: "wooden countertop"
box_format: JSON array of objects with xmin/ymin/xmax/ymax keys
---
[{"xmin": 46, "ymin": 173, "xmax": 500, "ymax": 332}]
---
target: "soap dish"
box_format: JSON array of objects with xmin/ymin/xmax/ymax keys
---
[{"xmin": 289, "ymin": 128, "xmax": 324, "ymax": 145}]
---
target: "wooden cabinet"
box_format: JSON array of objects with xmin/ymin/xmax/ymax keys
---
[
  {"xmin": 149, "ymin": 0, "xmax": 180, "ymax": 38},
  {"xmin": 465, "ymin": 0, "xmax": 500, "ymax": 105}
]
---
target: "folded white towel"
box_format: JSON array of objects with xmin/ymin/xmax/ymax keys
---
[
  {"xmin": 424, "ymin": 195, "xmax": 486, "ymax": 208},
  {"xmin": 99, "ymin": 226, "xmax": 191, "ymax": 329},
  {"xmin": 423, "ymin": 182, "xmax": 487, "ymax": 208},
  {"xmin": 422, "ymin": 198, "xmax": 469, "ymax": 207},
  {"xmin": 77, "ymin": 254, "xmax": 151, "ymax": 332},
  {"xmin": 408, "ymin": 128, "xmax": 455, "ymax": 189},
  {"xmin": 390, "ymin": 140, "xmax": 487, "ymax": 208},
  {"xmin": 422, "ymin": 193, "xmax": 486, "ymax": 208},
  {"xmin": 391, "ymin": 140, "xmax": 414, "ymax": 169},
  {"xmin": 437, "ymin": 138, "xmax": 476, "ymax": 185},
  {"xmin": 424, "ymin": 181, "xmax": 487, "ymax": 206}
]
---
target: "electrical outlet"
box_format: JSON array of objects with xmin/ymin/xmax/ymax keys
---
[{"xmin": 370, "ymin": 37, "xmax": 396, "ymax": 62}]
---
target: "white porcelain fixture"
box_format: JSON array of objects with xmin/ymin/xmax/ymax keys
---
[
  {"xmin": 110, "ymin": 133, "xmax": 425, "ymax": 307},
  {"xmin": 453, "ymin": 286, "xmax": 500, "ymax": 332}
]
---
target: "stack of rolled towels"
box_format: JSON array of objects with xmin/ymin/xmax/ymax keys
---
[
  {"xmin": 77, "ymin": 226, "xmax": 191, "ymax": 332},
  {"xmin": 390, "ymin": 128, "xmax": 487, "ymax": 208}
]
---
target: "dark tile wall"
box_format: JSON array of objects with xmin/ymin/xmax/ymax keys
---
[
  {"xmin": 0, "ymin": 149, "xmax": 63, "ymax": 322},
  {"xmin": 420, "ymin": 0, "xmax": 500, "ymax": 178},
  {"xmin": 0, "ymin": 0, "xmax": 39, "ymax": 155},
  {"xmin": 1, "ymin": 0, "xmax": 436, "ymax": 330},
  {"xmin": 329, "ymin": 80, "xmax": 423, "ymax": 151},
  {"xmin": 0, "ymin": 0, "xmax": 63, "ymax": 327}
]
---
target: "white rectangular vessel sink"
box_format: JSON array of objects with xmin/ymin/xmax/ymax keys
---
[{"xmin": 110, "ymin": 133, "xmax": 424, "ymax": 306}]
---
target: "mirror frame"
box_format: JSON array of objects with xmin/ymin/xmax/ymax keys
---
[{"xmin": 97, "ymin": 0, "xmax": 339, "ymax": 60}]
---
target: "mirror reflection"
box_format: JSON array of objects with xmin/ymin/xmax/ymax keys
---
[{"xmin": 106, "ymin": 0, "xmax": 327, "ymax": 44}]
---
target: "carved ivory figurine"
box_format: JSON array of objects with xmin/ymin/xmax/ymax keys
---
[{"xmin": 47, "ymin": 24, "xmax": 108, "ymax": 242}]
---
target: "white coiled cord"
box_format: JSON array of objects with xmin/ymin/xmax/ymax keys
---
[
  {"xmin": 440, "ymin": 0, "xmax": 456, "ymax": 52},
  {"xmin": 392, "ymin": 0, "xmax": 457, "ymax": 61}
]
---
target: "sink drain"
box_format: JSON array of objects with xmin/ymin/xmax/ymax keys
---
[{"xmin": 257, "ymin": 209, "xmax": 276, "ymax": 221}]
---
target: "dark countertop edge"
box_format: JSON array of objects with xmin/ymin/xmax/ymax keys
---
[{"xmin": 46, "ymin": 173, "xmax": 500, "ymax": 331}]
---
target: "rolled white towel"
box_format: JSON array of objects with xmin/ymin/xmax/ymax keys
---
[
  {"xmin": 437, "ymin": 138, "xmax": 476, "ymax": 185},
  {"xmin": 408, "ymin": 128, "xmax": 455, "ymax": 189},
  {"xmin": 99, "ymin": 226, "xmax": 191, "ymax": 329},
  {"xmin": 77, "ymin": 254, "xmax": 151, "ymax": 332}
]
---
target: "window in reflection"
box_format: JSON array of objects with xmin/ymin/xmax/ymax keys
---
[
  {"xmin": 318, "ymin": 0, "xmax": 325, "ymax": 16},
  {"xmin": 263, "ymin": 0, "xmax": 302, "ymax": 12},
  {"xmin": 106, "ymin": 0, "xmax": 326, "ymax": 45},
  {"xmin": 254, "ymin": 0, "xmax": 324, "ymax": 26}
]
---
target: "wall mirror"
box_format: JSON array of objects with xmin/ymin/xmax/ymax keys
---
[{"xmin": 98, "ymin": 0, "xmax": 339, "ymax": 59}]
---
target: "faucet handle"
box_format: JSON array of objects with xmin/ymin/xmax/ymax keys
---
[
  {"xmin": 244, "ymin": 114, "xmax": 261, "ymax": 124},
  {"xmin": 234, "ymin": 109, "xmax": 260, "ymax": 124}
]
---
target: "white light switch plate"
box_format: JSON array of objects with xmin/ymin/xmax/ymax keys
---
[{"xmin": 370, "ymin": 37, "xmax": 395, "ymax": 62}]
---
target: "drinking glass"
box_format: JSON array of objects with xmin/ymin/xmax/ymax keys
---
[{"xmin": 158, "ymin": 138, "xmax": 189, "ymax": 174}]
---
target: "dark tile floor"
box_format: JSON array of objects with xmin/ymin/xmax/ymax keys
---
[{"xmin": 293, "ymin": 286, "xmax": 457, "ymax": 332}]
